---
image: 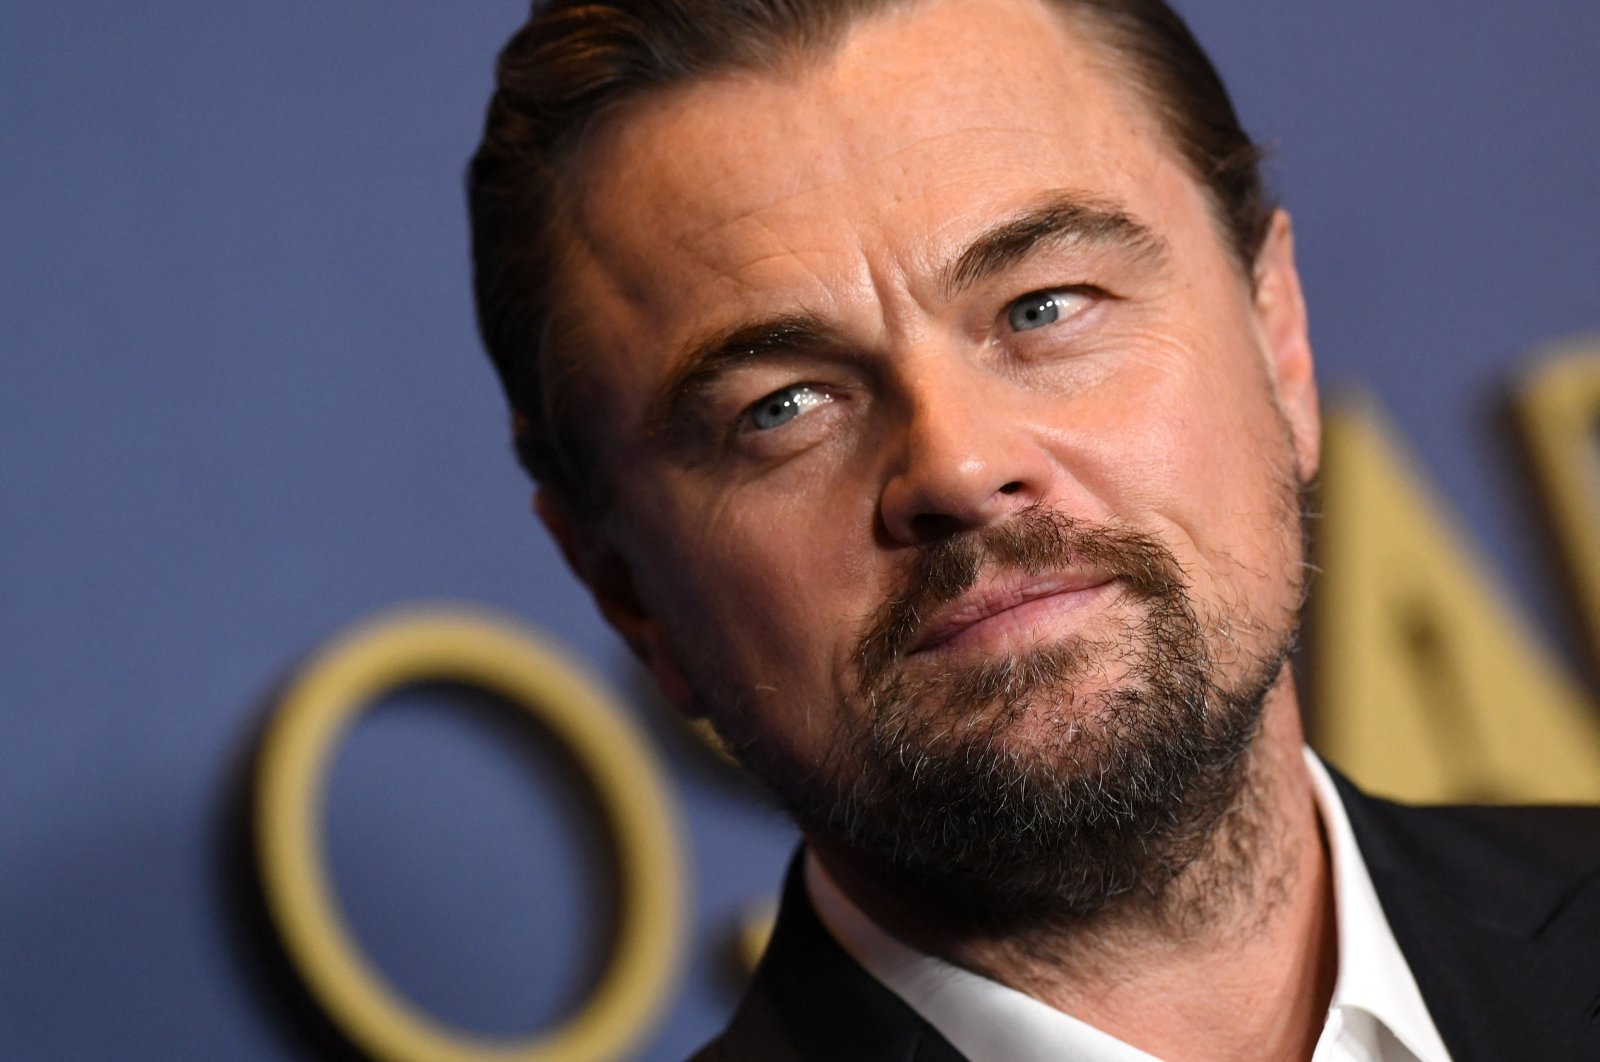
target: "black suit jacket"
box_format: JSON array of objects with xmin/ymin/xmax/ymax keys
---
[{"xmin": 693, "ymin": 775, "xmax": 1600, "ymax": 1061}]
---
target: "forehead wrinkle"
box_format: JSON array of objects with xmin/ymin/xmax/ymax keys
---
[
  {"xmin": 643, "ymin": 95, "xmax": 1077, "ymax": 259},
  {"xmin": 696, "ymin": 213, "xmax": 866, "ymax": 292},
  {"xmin": 567, "ymin": 185, "xmax": 666, "ymax": 323},
  {"xmin": 573, "ymin": 182, "xmax": 834, "ymax": 347},
  {"xmin": 673, "ymin": 169, "xmax": 852, "ymax": 250}
]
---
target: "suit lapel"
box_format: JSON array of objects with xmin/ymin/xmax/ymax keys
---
[
  {"xmin": 1332, "ymin": 771, "xmax": 1600, "ymax": 1061},
  {"xmin": 708, "ymin": 853, "xmax": 967, "ymax": 1062}
]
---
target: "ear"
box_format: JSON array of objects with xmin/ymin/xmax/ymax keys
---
[
  {"xmin": 533, "ymin": 489, "xmax": 699, "ymax": 716},
  {"xmin": 1253, "ymin": 209, "xmax": 1320, "ymax": 484}
]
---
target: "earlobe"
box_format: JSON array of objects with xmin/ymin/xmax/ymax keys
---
[
  {"xmin": 533, "ymin": 489, "xmax": 702, "ymax": 717},
  {"xmin": 1253, "ymin": 210, "xmax": 1321, "ymax": 483}
]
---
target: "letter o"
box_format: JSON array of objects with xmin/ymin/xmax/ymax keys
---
[{"xmin": 255, "ymin": 606, "xmax": 686, "ymax": 1062}]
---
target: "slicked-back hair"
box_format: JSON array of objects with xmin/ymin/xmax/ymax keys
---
[{"xmin": 468, "ymin": 0, "xmax": 1272, "ymax": 519}]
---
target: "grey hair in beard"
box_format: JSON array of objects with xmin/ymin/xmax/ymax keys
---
[{"xmin": 718, "ymin": 506, "xmax": 1290, "ymax": 932}]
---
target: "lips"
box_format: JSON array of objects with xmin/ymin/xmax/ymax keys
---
[{"xmin": 907, "ymin": 572, "xmax": 1119, "ymax": 656}]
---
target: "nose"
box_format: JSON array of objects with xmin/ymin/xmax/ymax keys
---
[{"xmin": 877, "ymin": 360, "xmax": 1056, "ymax": 545}]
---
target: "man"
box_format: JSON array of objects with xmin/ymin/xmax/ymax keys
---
[{"xmin": 468, "ymin": 0, "xmax": 1600, "ymax": 1057}]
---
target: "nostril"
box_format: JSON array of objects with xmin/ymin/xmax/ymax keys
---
[
  {"xmin": 909, "ymin": 512, "xmax": 965, "ymax": 541},
  {"xmin": 998, "ymin": 481, "xmax": 1024, "ymax": 495}
]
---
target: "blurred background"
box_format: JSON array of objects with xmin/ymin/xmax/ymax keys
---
[{"xmin": 1, "ymin": 1, "xmax": 1596, "ymax": 1058}]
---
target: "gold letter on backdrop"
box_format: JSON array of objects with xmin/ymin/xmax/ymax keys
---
[
  {"xmin": 1311, "ymin": 386, "xmax": 1600, "ymax": 803},
  {"xmin": 1518, "ymin": 335, "xmax": 1600, "ymax": 667},
  {"xmin": 255, "ymin": 606, "xmax": 687, "ymax": 1062}
]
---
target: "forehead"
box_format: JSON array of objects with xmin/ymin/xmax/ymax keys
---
[{"xmin": 562, "ymin": 0, "xmax": 1213, "ymax": 414}]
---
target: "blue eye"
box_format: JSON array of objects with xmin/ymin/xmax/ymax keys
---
[
  {"xmin": 1007, "ymin": 290, "xmax": 1082, "ymax": 332},
  {"xmin": 747, "ymin": 384, "xmax": 831, "ymax": 431}
]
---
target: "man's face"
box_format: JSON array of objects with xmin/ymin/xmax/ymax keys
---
[{"xmin": 552, "ymin": 0, "xmax": 1318, "ymax": 914}]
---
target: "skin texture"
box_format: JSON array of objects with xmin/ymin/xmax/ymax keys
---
[{"xmin": 537, "ymin": 0, "xmax": 1336, "ymax": 1055}]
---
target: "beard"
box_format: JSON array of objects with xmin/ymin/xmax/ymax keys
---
[{"xmin": 710, "ymin": 503, "xmax": 1300, "ymax": 933}]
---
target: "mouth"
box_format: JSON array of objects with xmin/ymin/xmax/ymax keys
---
[{"xmin": 907, "ymin": 572, "xmax": 1120, "ymax": 657}]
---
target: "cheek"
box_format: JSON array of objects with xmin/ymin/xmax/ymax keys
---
[
  {"xmin": 624, "ymin": 472, "xmax": 877, "ymax": 694},
  {"xmin": 1167, "ymin": 392, "xmax": 1302, "ymax": 616},
  {"xmin": 1089, "ymin": 327, "xmax": 1300, "ymax": 597}
]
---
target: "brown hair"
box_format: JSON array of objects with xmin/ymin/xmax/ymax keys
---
[{"xmin": 468, "ymin": 0, "xmax": 1272, "ymax": 517}]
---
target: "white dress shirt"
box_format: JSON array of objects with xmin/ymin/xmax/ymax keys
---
[{"xmin": 805, "ymin": 750, "xmax": 1453, "ymax": 1062}]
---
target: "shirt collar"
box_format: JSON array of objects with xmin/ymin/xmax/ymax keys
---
[
  {"xmin": 1304, "ymin": 750, "xmax": 1452, "ymax": 1062},
  {"xmin": 806, "ymin": 852, "xmax": 1158, "ymax": 1061},
  {"xmin": 803, "ymin": 747, "xmax": 1453, "ymax": 1062}
]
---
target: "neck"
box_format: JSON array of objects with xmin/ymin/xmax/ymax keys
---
[{"xmin": 810, "ymin": 676, "xmax": 1336, "ymax": 1062}]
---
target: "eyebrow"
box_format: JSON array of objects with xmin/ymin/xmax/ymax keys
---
[
  {"xmin": 939, "ymin": 192, "xmax": 1169, "ymax": 299},
  {"xmin": 646, "ymin": 311, "xmax": 849, "ymax": 440}
]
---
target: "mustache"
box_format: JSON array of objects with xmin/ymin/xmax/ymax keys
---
[{"xmin": 853, "ymin": 505, "xmax": 1188, "ymax": 694}]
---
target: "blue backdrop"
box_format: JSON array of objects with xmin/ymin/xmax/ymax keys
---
[{"xmin": 2, "ymin": 2, "xmax": 1596, "ymax": 1058}]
